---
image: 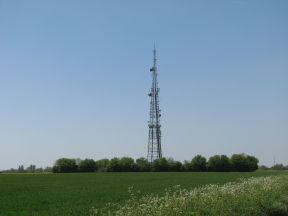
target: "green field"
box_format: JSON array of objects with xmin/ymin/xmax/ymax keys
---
[{"xmin": 0, "ymin": 171, "xmax": 284, "ymax": 216}]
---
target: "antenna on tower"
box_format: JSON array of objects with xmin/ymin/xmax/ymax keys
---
[{"xmin": 147, "ymin": 46, "xmax": 162, "ymax": 162}]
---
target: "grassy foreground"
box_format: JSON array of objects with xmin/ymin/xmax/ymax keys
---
[
  {"xmin": 0, "ymin": 171, "xmax": 285, "ymax": 216},
  {"xmin": 92, "ymin": 174, "xmax": 288, "ymax": 216}
]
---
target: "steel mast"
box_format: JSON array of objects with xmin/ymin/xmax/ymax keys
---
[{"xmin": 147, "ymin": 47, "xmax": 162, "ymax": 162}]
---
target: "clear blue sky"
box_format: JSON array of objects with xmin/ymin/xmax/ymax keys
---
[{"xmin": 0, "ymin": 0, "xmax": 287, "ymax": 170}]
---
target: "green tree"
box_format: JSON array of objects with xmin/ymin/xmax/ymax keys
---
[
  {"xmin": 182, "ymin": 160, "xmax": 192, "ymax": 171},
  {"xmin": 120, "ymin": 157, "xmax": 135, "ymax": 171},
  {"xmin": 152, "ymin": 157, "xmax": 168, "ymax": 172},
  {"xmin": 107, "ymin": 157, "xmax": 121, "ymax": 172},
  {"xmin": 53, "ymin": 158, "xmax": 77, "ymax": 173},
  {"xmin": 136, "ymin": 157, "xmax": 150, "ymax": 172},
  {"xmin": 44, "ymin": 167, "xmax": 52, "ymax": 172},
  {"xmin": 18, "ymin": 165, "xmax": 25, "ymax": 173},
  {"xmin": 246, "ymin": 155, "xmax": 259, "ymax": 171},
  {"xmin": 191, "ymin": 155, "xmax": 207, "ymax": 171},
  {"xmin": 79, "ymin": 159, "xmax": 96, "ymax": 172},
  {"xmin": 230, "ymin": 154, "xmax": 250, "ymax": 172},
  {"xmin": 273, "ymin": 163, "xmax": 285, "ymax": 170},
  {"xmin": 208, "ymin": 155, "xmax": 231, "ymax": 172},
  {"xmin": 26, "ymin": 165, "xmax": 36, "ymax": 173},
  {"xmin": 167, "ymin": 158, "xmax": 182, "ymax": 172},
  {"xmin": 96, "ymin": 159, "xmax": 109, "ymax": 172}
]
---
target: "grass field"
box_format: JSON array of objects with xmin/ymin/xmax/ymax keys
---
[{"xmin": 0, "ymin": 171, "xmax": 285, "ymax": 216}]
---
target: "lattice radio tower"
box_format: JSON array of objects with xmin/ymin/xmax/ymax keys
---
[{"xmin": 147, "ymin": 47, "xmax": 162, "ymax": 162}]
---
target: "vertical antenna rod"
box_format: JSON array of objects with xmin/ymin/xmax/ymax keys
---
[{"xmin": 147, "ymin": 47, "xmax": 162, "ymax": 162}]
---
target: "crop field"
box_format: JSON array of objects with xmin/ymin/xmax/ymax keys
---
[{"xmin": 0, "ymin": 171, "xmax": 286, "ymax": 216}]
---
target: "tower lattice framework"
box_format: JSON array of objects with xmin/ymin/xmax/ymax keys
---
[{"xmin": 147, "ymin": 48, "xmax": 162, "ymax": 162}]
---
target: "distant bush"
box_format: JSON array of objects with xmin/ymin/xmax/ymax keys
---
[
  {"xmin": 95, "ymin": 159, "xmax": 109, "ymax": 172},
  {"xmin": 167, "ymin": 158, "xmax": 182, "ymax": 172},
  {"xmin": 52, "ymin": 153, "xmax": 260, "ymax": 173},
  {"xmin": 246, "ymin": 155, "xmax": 259, "ymax": 171},
  {"xmin": 79, "ymin": 159, "xmax": 97, "ymax": 172},
  {"xmin": 135, "ymin": 157, "xmax": 150, "ymax": 172},
  {"xmin": 53, "ymin": 158, "xmax": 78, "ymax": 173},
  {"xmin": 107, "ymin": 157, "xmax": 122, "ymax": 172},
  {"xmin": 273, "ymin": 163, "xmax": 288, "ymax": 170},
  {"xmin": 182, "ymin": 160, "xmax": 191, "ymax": 172},
  {"xmin": 208, "ymin": 155, "xmax": 231, "ymax": 172},
  {"xmin": 119, "ymin": 157, "xmax": 136, "ymax": 172},
  {"xmin": 231, "ymin": 154, "xmax": 258, "ymax": 172},
  {"xmin": 152, "ymin": 158, "xmax": 169, "ymax": 172},
  {"xmin": 190, "ymin": 155, "xmax": 207, "ymax": 171},
  {"xmin": 259, "ymin": 165, "xmax": 269, "ymax": 170}
]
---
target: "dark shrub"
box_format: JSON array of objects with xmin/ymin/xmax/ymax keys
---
[
  {"xmin": 231, "ymin": 154, "xmax": 250, "ymax": 172},
  {"xmin": 79, "ymin": 159, "xmax": 96, "ymax": 172},
  {"xmin": 167, "ymin": 158, "xmax": 182, "ymax": 172},
  {"xmin": 191, "ymin": 155, "xmax": 207, "ymax": 171},
  {"xmin": 96, "ymin": 159, "xmax": 109, "ymax": 172},
  {"xmin": 136, "ymin": 157, "xmax": 150, "ymax": 172},
  {"xmin": 53, "ymin": 158, "xmax": 77, "ymax": 173},
  {"xmin": 120, "ymin": 157, "xmax": 136, "ymax": 172},
  {"xmin": 208, "ymin": 155, "xmax": 231, "ymax": 172},
  {"xmin": 152, "ymin": 157, "xmax": 168, "ymax": 172},
  {"xmin": 107, "ymin": 157, "xmax": 121, "ymax": 172}
]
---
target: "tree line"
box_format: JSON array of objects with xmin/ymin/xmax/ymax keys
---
[
  {"xmin": 259, "ymin": 164, "xmax": 288, "ymax": 171},
  {"xmin": 52, "ymin": 153, "xmax": 259, "ymax": 173},
  {"xmin": 0, "ymin": 165, "xmax": 52, "ymax": 173}
]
